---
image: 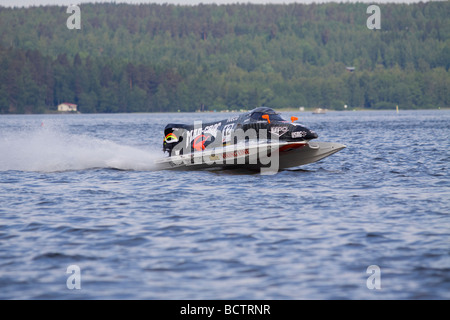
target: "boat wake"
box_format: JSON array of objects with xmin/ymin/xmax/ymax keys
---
[{"xmin": 0, "ymin": 125, "xmax": 158, "ymax": 173}]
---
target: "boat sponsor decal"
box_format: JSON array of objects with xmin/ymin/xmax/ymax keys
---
[
  {"xmin": 186, "ymin": 127, "xmax": 203, "ymax": 143},
  {"xmin": 184, "ymin": 122, "xmax": 222, "ymax": 143},
  {"xmin": 222, "ymin": 124, "xmax": 235, "ymax": 143},
  {"xmin": 270, "ymin": 126, "xmax": 289, "ymax": 137},
  {"xmin": 291, "ymin": 131, "xmax": 307, "ymax": 139},
  {"xmin": 209, "ymin": 155, "xmax": 220, "ymax": 161},
  {"xmin": 164, "ymin": 132, "xmax": 178, "ymax": 143},
  {"xmin": 192, "ymin": 134, "xmax": 210, "ymax": 151},
  {"xmin": 222, "ymin": 148, "xmax": 250, "ymax": 159},
  {"xmin": 203, "ymin": 122, "xmax": 221, "ymax": 137}
]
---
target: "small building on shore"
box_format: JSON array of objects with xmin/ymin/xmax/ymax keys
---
[
  {"xmin": 346, "ymin": 66, "xmax": 355, "ymax": 72},
  {"xmin": 58, "ymin": 102, "xmax": 77, "ymax": 112}
]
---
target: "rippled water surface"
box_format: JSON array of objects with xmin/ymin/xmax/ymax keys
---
[{"xmin": 0, "ymin": 110, "xmax": 449, "ymax": 299}]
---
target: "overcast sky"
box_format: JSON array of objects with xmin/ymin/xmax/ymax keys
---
[{"xmin": 0, "ymin": 0, "xmax": 436, "ymax": 8}]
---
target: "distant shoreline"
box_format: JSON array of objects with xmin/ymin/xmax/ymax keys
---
[
  {"xmin": 1, "ymin": 3, "xmax": 448, "ymax": 115},
  {"xmin": 1, "ymin": 107, "xmax": 449, "ymax": 116}
]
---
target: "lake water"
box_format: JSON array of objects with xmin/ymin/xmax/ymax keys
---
[{"xmin": 0, "ymin": 110, "xmax": 449, "ymax": 299}]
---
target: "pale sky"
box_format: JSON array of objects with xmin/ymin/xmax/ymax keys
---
[{"xmin": 0, "ymin": 0, "xmax": 436, "ymax": 8}]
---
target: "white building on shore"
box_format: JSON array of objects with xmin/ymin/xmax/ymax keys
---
[{"xmin": 57, "ymin": 102, "xmax": 78, "ymax": 112}]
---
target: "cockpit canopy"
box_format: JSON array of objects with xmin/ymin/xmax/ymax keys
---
[{"xmin": 248, "ymin": 107, "xmax": 287, "ymax": 122}]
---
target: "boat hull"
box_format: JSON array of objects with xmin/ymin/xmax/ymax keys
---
[{"xmin": 154, "ymin": 141, "xmax": 346, "ymax": 173}]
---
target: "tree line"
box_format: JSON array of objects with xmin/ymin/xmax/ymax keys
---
[{"xmin": 0, "ymin": 2, "xmax": 448, "ymax": 113}]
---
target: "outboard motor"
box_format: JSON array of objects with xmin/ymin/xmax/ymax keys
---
[{"xmin": 163, "ymin": 124, "xmax": 185, "ymax": 156}]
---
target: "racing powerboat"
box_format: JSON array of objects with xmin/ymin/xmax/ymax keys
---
[{"xmin": 154, "ymin": 107, "xmax": 345, "ymax": 173}]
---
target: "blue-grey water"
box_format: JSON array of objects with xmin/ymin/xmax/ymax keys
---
[{"xmin": 0, "ymin": 110, "xmax": 449, "ymax": 300}]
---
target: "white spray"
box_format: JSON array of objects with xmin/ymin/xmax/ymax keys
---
[{"xmin": 0, "ymin": 123, "xmax": 158, "ymax": 172}]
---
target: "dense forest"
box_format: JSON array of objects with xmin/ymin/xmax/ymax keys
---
[{"xmin": 0, "ymin": 2, "xmax": 448, "ymax": 113}]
